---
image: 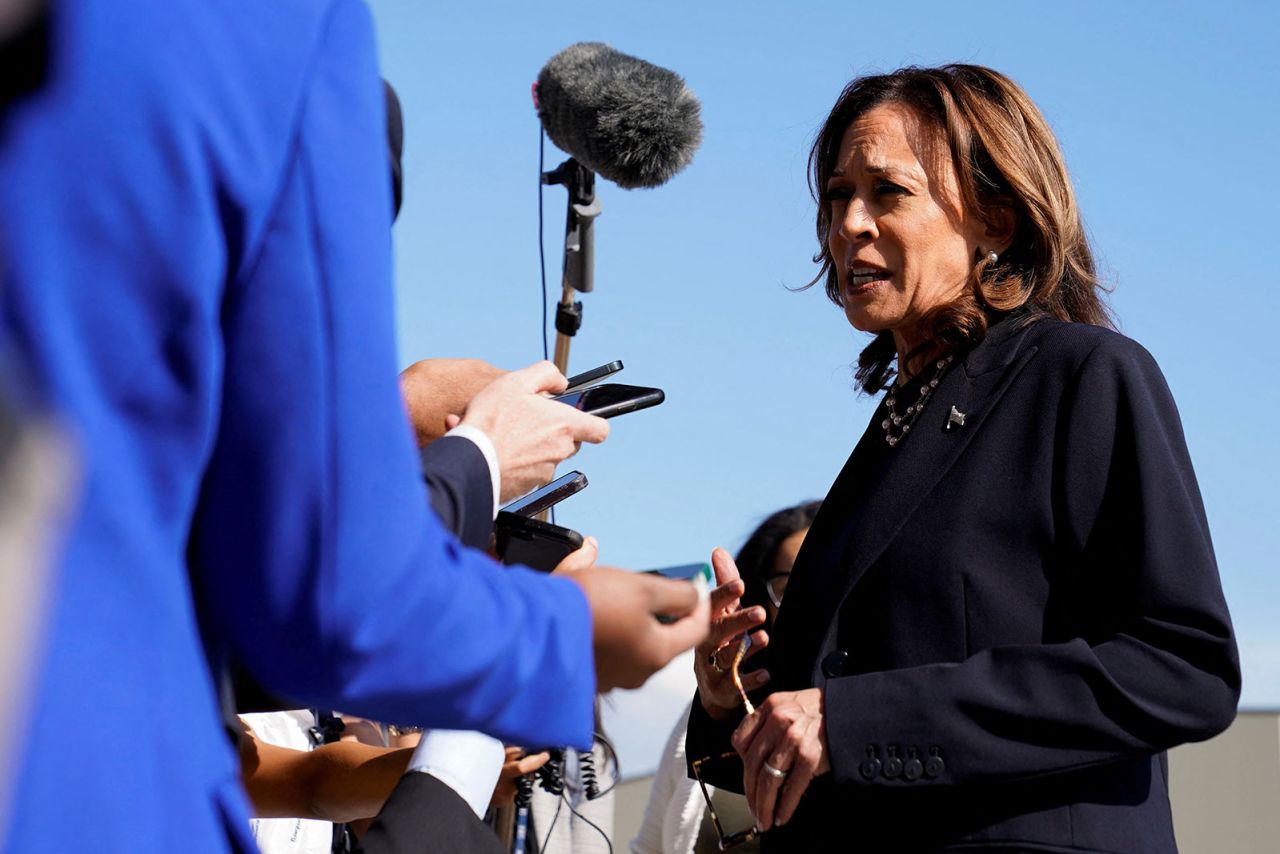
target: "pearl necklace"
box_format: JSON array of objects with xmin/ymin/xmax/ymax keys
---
[{"xmin": 881, "ymin": 354, "xmax": 955, "ymax": 447}]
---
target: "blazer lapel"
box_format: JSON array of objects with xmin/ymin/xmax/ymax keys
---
[{"xmin": 779, "ymin": 318, "xmax": 1043, "ymax": 679}]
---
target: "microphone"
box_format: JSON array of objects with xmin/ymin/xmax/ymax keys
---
[{"xmin": 534, "ymin": 42, "xmax": 702, "ymax": 190}]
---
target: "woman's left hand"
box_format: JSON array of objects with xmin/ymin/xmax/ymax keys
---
[{"xmin": 731, "ymin": 688, "xmax": 831, "ymax": 832}]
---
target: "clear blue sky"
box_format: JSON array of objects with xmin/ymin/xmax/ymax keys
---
[{"xmin": 367, "ymin": 0, "xmax": 1280, "ymax": 775}]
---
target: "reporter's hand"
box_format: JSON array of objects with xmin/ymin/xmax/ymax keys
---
[
  {"xmin": 489, "ymin": 746, "xmax": 551, "ymax": 809},
  {"xmin": 455, "ymin": 361, "xmax": 609, "ymax": 502},
  {"xmin": 338, "ymin": 715, "xmax": 386, "ymax": 747},
  {"xmin": 694, "ymin": 548, "xmax": 770, "ymax": 720},
  {"xmin": 399, "ymin": 358, "xmax": 505, "ymax": 446},
  {"xmin": 552, "ymin": 536, "xmax": 598, "ymax": 575},
  {"xmin": 569, "ymin": 566, "xmax": 710, "ymax": 691}
]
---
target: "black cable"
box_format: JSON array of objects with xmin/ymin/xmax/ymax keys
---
[
  {"xmin": 515, "ymin": 772, "xmax": 534, "ymax": 809},
  {"xmin": 560, "ymin": 792, "xmax": 613, "ymax": 854},
  {"xmin": 579, "ymin": 749, "xmax": 598, "ymax": 801},
  {"xmin": 538, "ymin": 127, "xmax": 549, "ymax": 363},
  {"xmin": 537, "ymin": 749, "xmax": 565, "ymax": 796},
  {"xmin": 537, "ymin": 128, "xmax": 558, "ymax": 528},
  {"xmin": 592, "ymin": 732, "xmax": 621, "ymax": 799},
  {"xmin": 539, "ymin": 793, "xmax": 564, "ymax": 854}
]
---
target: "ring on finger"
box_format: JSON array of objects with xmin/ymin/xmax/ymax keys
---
[{"xmin": 762, "ymin": 760, "xmax": 789, "ymax": 780}]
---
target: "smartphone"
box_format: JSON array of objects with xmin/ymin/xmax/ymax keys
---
[
  {"xmin": 564, "ymin": 360, "xmax": 623, "ymax": 392},
  {"xmin": 553, "ymin": 383, "xmax": 664, "ymax": 419},
  {"xmin": 644, "ymin": 562, "xmax": 712, "ymax": 622},
  {"xmin": 494, "ymin": 511, "xmax": 584, "ymax": 573},
  {"xmin": 501, "ymin": 470, "xmax": 587, "ymax": 518}
]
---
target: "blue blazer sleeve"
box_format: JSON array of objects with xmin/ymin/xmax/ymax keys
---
[
  {"xmin": 188, "ymin": 0, "xmax": 594, "ymax": 750},
  {"xmin": 821, "ymin": 334, "xmax": 1239, "ymax": 788}
]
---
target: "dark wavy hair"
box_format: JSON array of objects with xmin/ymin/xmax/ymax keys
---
[
  {"xmin": 807, "ymin": 64, "xmax": 1113, "ymax": 393},
  {"xmin": 736, "ymin": 501, "xmax": 822, "ymax": 619}
]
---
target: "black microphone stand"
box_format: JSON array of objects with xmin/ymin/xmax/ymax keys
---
[{"xmin": 541, "ymin": 157, "xmax": 599, "ymax": 376}]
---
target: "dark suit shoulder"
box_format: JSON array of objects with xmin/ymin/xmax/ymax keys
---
[{"xmin": 1018, "ymin": 319, "xmax": 1164, "ymax": 385}]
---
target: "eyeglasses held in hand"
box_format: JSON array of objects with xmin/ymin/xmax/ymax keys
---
[{"xmin": 690, "ymin": 751, "xmax": 760, "ymax": 850}]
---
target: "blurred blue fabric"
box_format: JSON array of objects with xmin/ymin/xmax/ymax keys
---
[{"xmin": 0, "ymin": 0, "xmax": 594, "ymax": 848}]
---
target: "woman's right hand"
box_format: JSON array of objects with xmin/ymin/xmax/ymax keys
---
[{"xmin": 694, "ymin": 548, "xmax": 771, "ymax": 720}]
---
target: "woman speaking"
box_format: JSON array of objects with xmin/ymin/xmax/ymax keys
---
[{"xmin": 688, "ymin": 64, "xmax": 1239, "ymax": 852}]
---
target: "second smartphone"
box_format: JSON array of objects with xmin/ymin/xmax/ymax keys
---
[{"xmin": 554, "ymin": 383, "xmax": 664, "ymax": 419}]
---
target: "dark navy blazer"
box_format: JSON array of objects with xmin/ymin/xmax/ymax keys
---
[
  {"xmin": 691, "ymin": 317, "xmax": 1239, "ymax": 853},
  {"xmin": 0, "ymin": 0, "xmax": 594, "ymax": 849}
]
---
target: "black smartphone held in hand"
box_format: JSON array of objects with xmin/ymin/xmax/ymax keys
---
[
  {"xmin": 501, "ymin": 470, "xmax": 588, "ymax": 518},
  {"xmin": 563, "ymin": 360, "xmax": 623, "ymax": 392},
  {"xmin": 553, "ymin": 383, "xmax": 664, "ymax": 419},
  {"xmin": 494, "ymin": 511, "xmax": 584, "ymax": 573},
  {"xmin": 643, "ymin": 563, "xmax": 712, "ymax": 622}
]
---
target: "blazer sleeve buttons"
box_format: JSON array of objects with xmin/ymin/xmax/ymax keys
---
[
  {"xmin": 821, "ymin": 651, "xmax": 849, "ymax": 678},
  {"xmin": 861, "ymin": 745, "xmax": 942, "ymax": 783},
  {"xmin": 924, "ymin": 747, "xmax": 945, "ymax": 779},
  {"xmin": 903, "ymin": 748, "xmax": 923, "ymax": 782},
  {"xmin": 882, "ymin": 747, "xmax": 903, "ymax": 779},
  {"xmin": 859, "ymin": 746, "xmax": 881, "ymax": 781}
]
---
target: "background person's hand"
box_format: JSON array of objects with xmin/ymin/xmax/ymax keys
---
[
  {"xmin": 399, "ymin": 358, "xmax": 505, "ymax": 446},
  {"xmin": 489, "ymin": 746, "xmax": 551, "ymax": 809},
  {"xmin": 453, "ymin": 361, "xmax": 609, "ymax": 502},
  {"xmin": 694, "ymin": 548, "xmax": 770, "ymax": 720},
  {"xmin": 569, "ymin": 566, "xmax": 710, "ymax": 691},
  {"xmin": 731, "ymin": 688, "xmax": 830, "ymax": 832}
]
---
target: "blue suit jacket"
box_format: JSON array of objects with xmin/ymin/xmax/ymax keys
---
[{"xmin": 0, "ymin": 0, "xmax": 594, "ymax": 849}]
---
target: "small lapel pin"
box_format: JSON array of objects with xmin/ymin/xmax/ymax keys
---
[{"xmin": 946, "ymin": 405, "xmax": 967, "ymax": 432}]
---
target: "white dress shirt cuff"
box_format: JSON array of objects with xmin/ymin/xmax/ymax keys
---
[
  {"xmin": 443, "ymin": 424, "xmax": 500, "ymax": 518},
  {"xmin": 406, "ymin": 730, "xmax": 506, "ymax": 819}
]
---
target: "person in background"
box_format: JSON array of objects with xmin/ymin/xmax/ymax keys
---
[{"xmin": 632, "ymin": 502, "xmax": 820, "ymax": 854}]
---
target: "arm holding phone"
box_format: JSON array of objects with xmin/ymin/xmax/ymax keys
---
[
  {"xmin": 445, "ymin": 361, "xmax": 609, "ymax": 503},
  {"xmin": 399, "ymin": 358, "xmax": 505, "ymax": 447},
  {"xmin": 402, "ymin": 359, "xmax": 706, "ymax": 689}
]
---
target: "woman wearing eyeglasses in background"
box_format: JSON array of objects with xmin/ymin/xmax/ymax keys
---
[
  {"xmin": 687, "ymin": 65, "xmax": 1240, "ymax": 852},
  {"xmin": 631, "ymin": 502, "xmax": 820, "ymax": 854}
]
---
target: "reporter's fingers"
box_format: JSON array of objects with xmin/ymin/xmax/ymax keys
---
[
  {"xmin": 553, "ymin": 536, "xmax": 598, "ymax": 575},
  {"xmin": 563, "ymin": 409, "xmax": 609, "ymax": 445},
  {"xmin": 514, "ymin": 751, "xmax": 551, "ymax": 775},
  {"xmin": 651, "ymin": 591, "xmax": 711, "ymax": 656},
  {"xmin": 512, "ymin": 360, "xmax": 569, "ymax": 395},
  {"xmin": 644, "ymin": 572, "xmax": 701, "ymax": 619}
]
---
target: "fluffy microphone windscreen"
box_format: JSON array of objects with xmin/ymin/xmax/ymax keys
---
[{"xmin": 536, "ymin": 42, "xmax": 702, "ymax": 190}]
